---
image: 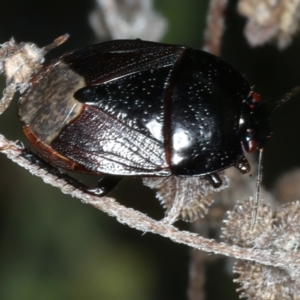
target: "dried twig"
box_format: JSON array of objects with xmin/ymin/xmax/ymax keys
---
[
  {"xmin": 202, "ymin": 0, "xmax": 228, "ymax": 55},
  {"xmin": 188, "ymin": 1, "xmax": 229, "ymax": 298},
  {"xmin": 1, "ymin": 135, "xmax": 300, "ymax": 269}
]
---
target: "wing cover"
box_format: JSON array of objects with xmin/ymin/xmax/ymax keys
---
[
  {"xmin": 168, "ymin": 49, "xmax": 251, "ymax": 175},
  {"xmin": 63, "ymin": 40, "xmax": 184, "ymax": 85},
  {"xmin": 51, "ymin": 105, "xmax": 170, "ymax": 176}
]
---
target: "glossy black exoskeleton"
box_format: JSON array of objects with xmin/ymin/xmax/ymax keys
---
[{"xmin": 18, "ymin": 39, "xmax": 271, "ymax": 212}]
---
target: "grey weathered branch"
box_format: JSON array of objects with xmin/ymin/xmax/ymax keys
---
[{"xmin": 1, "ymin": 134, "xmax": 300, "ymax": 269}]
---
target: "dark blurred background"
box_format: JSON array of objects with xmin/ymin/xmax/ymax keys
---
[{"xmin": 0, "ymin": 1, "xmax": 300, "ymax": 299}]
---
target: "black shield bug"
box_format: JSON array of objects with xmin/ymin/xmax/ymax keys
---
[{"xmin": 0, "ymin": 35, "xmax": 272, "ymax": 222}]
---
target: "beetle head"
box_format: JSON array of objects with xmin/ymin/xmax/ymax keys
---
[
  {"xmin": 239, "ymin": 91, "xmax": 272, "ymax": 153},
  {"xmin": 239, "ymin": 87, "xmax": 300, "ymax": 154}
]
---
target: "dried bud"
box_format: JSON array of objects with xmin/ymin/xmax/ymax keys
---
[
  {"xmin": 143, "ymin": 174, "xmax": 228, "ymax": 222},
  {"xmin": 222, "ymin": 199, "xmax": 300, "ymax": 299},
  {"xmin": 238, "ymin": 0, "xmax": 300, "ymax": 49},
  {"xmin": 0, "ymin": 34, "xmax": 68, "ymax": 115},
  {"xmin": 222, "ymin": 198, "xmax": 274, "ymax": 247},
  {"xmin": 89, "ymin": 0, "xmax": 167, "ymax": 40}
]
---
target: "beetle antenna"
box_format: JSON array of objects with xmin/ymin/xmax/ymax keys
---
[
  {"xmin": 269, "ymin": 86, "xmax": 300, "ymax": 112},
  {"xmin": 251, "ymin": 148, "xmax": 263, "ymax": 230}
]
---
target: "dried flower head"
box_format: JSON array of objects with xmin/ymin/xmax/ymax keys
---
[
  {"xmin": 238, "ymin": 0, "xmax": 300, "ymax": 49},
  {"xmin": 89, "ymin": 0, "xmax": 167, "ymax": 40},
  {"xmin": 222, "ymin": 199, "xmax": 300, "ymax": 299},
  {"xmin": 143, "ymin": 174, "xmax": 229, "ymax": 223},
  {"xmin": 0, "ymin": 34, "xmax": 69, "ymax": 115}
]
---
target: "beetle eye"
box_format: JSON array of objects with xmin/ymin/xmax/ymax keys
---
[
  {"xmin": 251, "ymin": 91, "xmax": 261, "ymax": 104},
  {"xmin": 245, "ymin": 139, "xmax": 258, "ymax": 153},
  {"xmin": 242, "ymin": 128, "xmax": 258, "ymax": 153}
]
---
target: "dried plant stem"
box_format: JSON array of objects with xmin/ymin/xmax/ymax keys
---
[
  {"xmin": 202, "ymin": 0, "xmax": 228, "ymax": 56},
  {"xmin": 188, "ymin": 0, "xmax": 229, "ymax": 298},
  {"xmin": 1, "ymin": 134, "xmax": 300, "ymax": 269},
  {"xmin": 187, "ymin": 226, "xmax": 207, "ymax": 300}
]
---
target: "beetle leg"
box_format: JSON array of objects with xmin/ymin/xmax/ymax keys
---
[
  {"xmin": 87, "ymin": 176, "xmax": 123, "ymax": 196},
  {"xmin": 21, "ymin": 149, "xmax": 122, "ymax": 196},
  {"xmin": 233, "ymin": 156, "xmax": 251, "ymax": 174},
  {"xmin": 205, "ymin": 173, "xmax": 222, "ymax": 188}
]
